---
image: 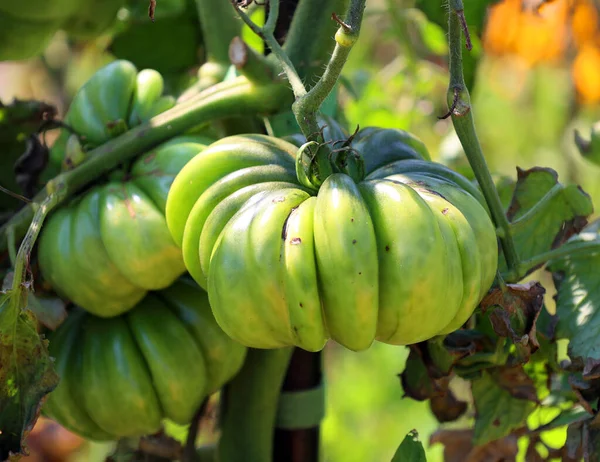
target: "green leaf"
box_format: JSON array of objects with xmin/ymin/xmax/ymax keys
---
[
  {"xmin": 549, "ymin": 220, "xmax": 600, "ymax": 378},
  {"xmin": 472, "ymin": 371, "xmax": 536, "ymax": 445},
  {"xmin": 391, "ymin": 430, "xmax": 427, "ymax": 462},
  {"xmin": 0, "ymin": 192, "xmax": 62, "ymax": 459},
  {"xmin": 0, "ymin": 290, "xmax": 59, "ymax": 460},
  {"xmin": 504, "ymin": 167, "xmax": 593, "ymax": 279}
]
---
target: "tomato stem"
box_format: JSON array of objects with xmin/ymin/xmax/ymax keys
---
[
  {"xmin": 0, "ymin": 77, "xmax": 292, "ymax": 253},
  {"xmin": 218, "ymin": 348, "xmax": 294, "ymax": 462},
  {"xmin": 233, "ymin": 0, "xmax": 365, "ymax": 186},
  {"xmin": 445, "ymin": 0, "xmax": 521, "ymax": 278},
  {"xmin": 8, "ymin": 190, "xmax": 64, "ymax": 310},
  {"xmin": 283, "ymin": 0, "xmax": 350, "ymax": 83},
  {"xmin": 195, "ymin": 0, "xmax": 242, "ymax": 66},
  {"xmin": 504, "ymin": 240, "xmax": 600, "ymax": 281}
]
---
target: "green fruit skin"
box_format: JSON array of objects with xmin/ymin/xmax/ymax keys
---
[
  {"xmin": 50, "ymin": 60, "xmax": 175, "ymax": 168},
  {"xmin": 167, "ymin": 128, "xmax": 498, "ymax": 352},
  {"xmin": 43, "ymin": 279, "xmax": 247, "ymax": 441},
  {"xmin": 38, "ymin": 136, "xmax": 210, "ymax": 317}
]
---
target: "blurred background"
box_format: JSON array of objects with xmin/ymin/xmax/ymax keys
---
[{"xmin": 3, "ymin": 0, "xmax": 600, "ymax": 460}]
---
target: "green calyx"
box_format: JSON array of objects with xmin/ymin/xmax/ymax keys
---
[{"xmin": 295, "ymin": 139, "xmax": 366, "ymax": 190}]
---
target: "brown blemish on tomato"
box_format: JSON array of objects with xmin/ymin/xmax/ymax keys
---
[
  {"xmin": 143, "ymin": 152, "xmax": 157, "ymax": 163},
  {"xmin": 122, "ymin": 186, "xmax": 136, "ymax": 219}
]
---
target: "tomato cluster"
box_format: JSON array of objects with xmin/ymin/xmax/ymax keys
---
[
  {"xmin": 35, "ymin": 59, "xmax": 499, "ymax": 440},
  {"xmin": 44, "ymin": 279, "xmax": 246, "ymax": 440}
]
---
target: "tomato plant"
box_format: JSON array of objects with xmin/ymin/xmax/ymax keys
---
[{"xmin": 3, "ymin": 1, "xmax": 600, "ymax": 461}]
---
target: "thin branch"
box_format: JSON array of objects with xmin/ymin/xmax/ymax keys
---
[
  {"xmin": 0, "ymin": 185, "xmax": 31, "ymax": 204},
  {"xmin": 231, "ymin": 0, "xmax": 307, "ymax": 99},
  {"xmin": 231, "ymin": 0, "xmax": 366, "ymax": 157},
  {"xmin": 241, "ymin": 0, "xmax": 367, "ymax": 186}
]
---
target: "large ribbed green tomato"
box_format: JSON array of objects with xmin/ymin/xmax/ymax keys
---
[
  {"xmin": 43, "ymin": 278, "xmax": 247, "ymax": 441},
  {"xmin": 166, "ymin": 129, "xmax": 499, "ymax": 352},
  {"xmin": 38, "ymin": 136, "xmax": 212, "ymax": 317}
]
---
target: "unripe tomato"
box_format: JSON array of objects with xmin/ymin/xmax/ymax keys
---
[
  {"xmin": 38, "ymin": 136, "xmax": 213, "ymax": 317},
  {"xmin": 43, "ymin": 278, "xmax": 247, "ymax": 441},
  {"xmin": 50, "ymin": 60, "xmax": 176, "ymax": 168},
  {"xmin": 166, "ymin": 126, "xmax": 498, "ymax": 352}
]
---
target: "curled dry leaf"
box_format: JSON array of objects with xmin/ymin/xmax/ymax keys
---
[
  {"xmin": 399, "ymin": 343, "xmax": 468, "ymax": 423},
  {"xmin": 480, "ymin": 280, "xmax": 545, "ymax": 363}
]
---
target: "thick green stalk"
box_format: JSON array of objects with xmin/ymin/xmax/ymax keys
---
[
  {"xmin": 446, "ymin": 0, "xmax": 521, "ymax": 274},
  {"xmin": 195, "ymin": 0, "xmax": 242, "ymax": 65},
  {"xmin": 292, "ymin": 0, "xmax": 365, "ymax": 141},
  {"xmin": 178, "ymin": 0, "xmax": 245, "ymax": 102},
  {"xmin": 218, "ymin": 348, "xmax": 294, "ymax": 462},
  {"xmin": 503, "ymin": 240, "xmax": 600, "ymax": 281},
  {"xmin": 0, "ymin": 77, "xmax": 292, "ymax": 253}
]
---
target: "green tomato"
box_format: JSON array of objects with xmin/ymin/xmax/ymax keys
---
[
  {"xmin": 166, "ymin": 129, "xmax": 498, "ymax": 352},
  {"xmin": 43, "ymin": 278, "xmax": 247, "ymax": 441},
  {"xmin": 50, "ymin": 60, "xmax": 175, "ymax": 167},
  {"xmin": 38, "ymin": 136, "xmax": 213, "ymax": 317}
]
